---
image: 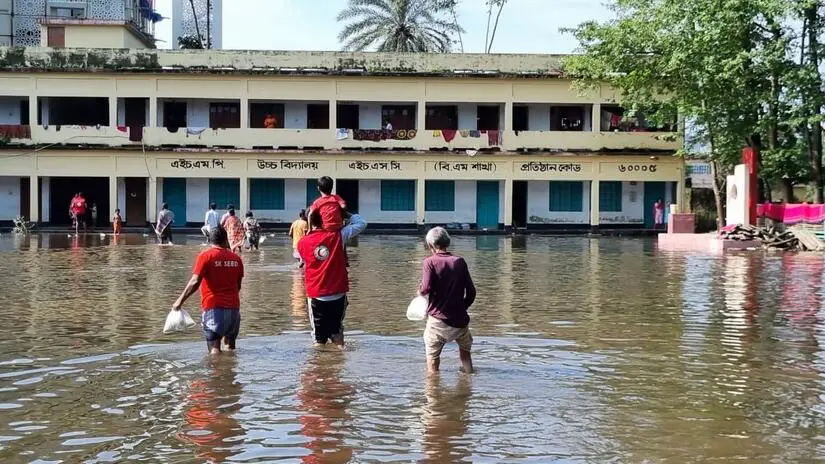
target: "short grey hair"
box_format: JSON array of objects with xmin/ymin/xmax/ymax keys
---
[{"xmin": 425, "ymin": 226, "xmax": 451, "ymax": 250}]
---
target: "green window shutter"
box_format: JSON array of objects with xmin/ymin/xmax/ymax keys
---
[
  {"xmin": 306, "ymin": 179, "xmax": 321, "ymax": 207},
  {"xmin": 250, "ymin": 179, "xmax": 285, "ymax": 210},
  {"xmin": 599, "ymin": 181, "xmax": 623, "ymax": 212},
  {"xmin": 548, "ymin": 181, "xmax": 583, "ymax": 212},
  {"xmin": 381, "ymin": 180, "xmax": 415, "ymax": 211},
  {"xmin": 425, "ymin": 180, "xmax": 455, "ymax": 212},
  {"xmin": 209, "ymin": 178, "xmax": 240, "ymax": 209}
]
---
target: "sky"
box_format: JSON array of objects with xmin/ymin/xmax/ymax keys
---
[{"xmin": 152, "ymin": 0, "xmax": 613, "ymax": 53}]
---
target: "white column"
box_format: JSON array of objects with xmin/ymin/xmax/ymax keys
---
[
  {"xmin": 239, "ymin": 177, "xmax": 249, "ymax": 213},
  {"xmin": 40, "ymin": 177, "xmax": 50, "ymax": 222},
  {"xmin": 592, "ymin": 103, "xmax": 601, "ymax": 132},
  {"xmin": 504, "ymin": 178, "xmax": 513, "ymax": 227},
  {"xmin": 416, "ymin": 177, "xmax": 426, "ymax": 225},
  {"xmin": 108, "ymin": 97, "xmax": 117, "ymax": 128},
  {"xmin": 148, "ymin": 177, "xmax": 158, "ymax": 222},
  {"xmin": 29, "ymin": 97, "xmax": 37, "ymax": 126},
  {"xmin": 240, "ymin": 97, "xmax": 249, "ymax": 128},
  {"xmin": 504, "ymin": 101, "xmax": 513, "ymax": 131},
  {"xmin": 590, "ymin": 180, "xmax": 600, "ymax": 227},
  {"xmin": 29, "ymin": 175, "xmax": 39, "ymax": 222},
  {"xmin": 329, "ymin": 99, "xmax": 337, "ymax": 129},
  {"xmin": 109, "ymin": 175, "xmax": 118, "ymax": 215},
  {"xmin": 149, "ymin": 97, "xmax": 158, "ymax": 127}
]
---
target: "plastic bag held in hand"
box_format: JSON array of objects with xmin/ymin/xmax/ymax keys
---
[
  {"xmin": 163, "ymin": 309, "xmax": 197, "ymax": 334},
  {"xmin": 406, "ymin": 295, "xmax": 428, "ymax": 321}
]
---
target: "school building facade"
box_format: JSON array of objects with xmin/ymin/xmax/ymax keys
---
[{"xmin": 0, "ymin": 47, "xmax": 684, "ymax": 230}]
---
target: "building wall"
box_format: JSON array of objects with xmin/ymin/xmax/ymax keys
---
[
  {"xmin": 0, "ymin": 97, "xmax": 22, "ymax": 124},
  {"xmin": 39, "ymin": 24, "xmax": 128, "ymax": 48},
  {"xmin": 359, "ymin": 180, "xmax": 417, "ymax": 224},
  {"xmin": 0, "ymin": 177, "xmax": 19, "ymax": 220},
  {"xmin": 185, "ymin": 178, "xmax": 208, "ymax": 223},
  {"xmin": 600, "ymin": 181, "xmax": 644, "ymax": 224},
  {"xmin": 248, "ymin": 178, "xmax": 306, "ymax": 223},
  {"xmin": 425, "ymin": 180, "xmax": 477, "ymax": 224},
  {"xmin": 284, "ymin": 102, "xmax": 307, "ymax": 129},
  {"xmin": 527, "ymin": 181, "xmax": 591, "ymax": 224},
  {"xmin": 122, "ymin": 28, "xmax": 150, "ymax": 49}
]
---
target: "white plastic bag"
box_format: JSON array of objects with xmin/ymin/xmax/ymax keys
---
[
  {"xmin": 406, "ymin": 295, "xmax": 428, "ymax": 321},
  {"xmin": 163, "ymin": 309, "xmax": 197, "ymax": 334}
]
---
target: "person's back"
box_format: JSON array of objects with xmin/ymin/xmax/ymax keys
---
[
  {"xmin": 195, "ymin": 246, "xmax": 243, "ymax": 308},
  {"xmin": 311, "ymin": 195, "xmax": 345, "ymax": 231},
  {"xmin": 298, "ymin": 229, "xmax": 348, "ymax": 299},
  {"xmin": 421, "ymin": 252, "xmax": 475, "ymax": 328},
  {"xmin": 205, "ymin": 208, "xmax": 219, "ymax": 230}
]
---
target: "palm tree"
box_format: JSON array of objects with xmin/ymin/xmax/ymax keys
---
[{"xmin": 337, "ymin": 0, "xmax": 463, "ymax": 53}]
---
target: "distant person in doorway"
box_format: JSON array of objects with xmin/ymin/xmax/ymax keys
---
[
  {"xmin": 289, "ymin": 209, "xmax": 309, "ymax": 267},
  {"xmin": 298, "ymin": 209, "xmax": 367, "ymax": 347},
  {"xmin": 654, "ymin": 198, "xmax": 665, "ymax": 229},
  {"xmin": 90, "ymin": 203, "xmax": 98, "ymax": 229},
  {"xmin": 384, "ymin": 119, "xmax": 393, "ymax": 131},
  {"xmin": 243, "ymin": 211, "xmax": 261, "ymax": 250},
  {"xmin": 223, "ymin": 208, "xmax": 245, "ymax": 253},
  {"xmin": 69, "ymin": 192, "xmax": 87, "ymax": 234},
  {"xmin": 419, "ymin": 227, "xmax": 476, "ymax": 374},
  {"xmin": 156, "ymin": 202, "xmax": 175, "ymax": 244},
  {"xmin": 172, "ymin": 226, "xmax": 244, "ymax": 355},
  {"xmin": 112, "ymin": 208, "xmax": 123, "ymax": 235},
  {"xmin": 202, "ymin": 202, "xmax": 219, "ymax": 240},
  {"xmin": 310, "ymin": 177, "xmax": 346, "ymax": 232},
  {"xmin": 264, "ymin": 114, "xmax": 278, "ymax": 129}
]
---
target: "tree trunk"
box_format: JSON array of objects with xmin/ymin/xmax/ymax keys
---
[
  {"xmin": 710, "ymin": 160, "xmax": 725, "ymax": 230},
  {"xmin": 805, "ymin": 3, "xmax": 823, "ymax": 203},
  {"xmin": 778, "ymin": 178, "xmax": 795, "ymax": 202},
  {"xmin": 486, "ymin": 1, "xmax": 506, "ymax": 53}
]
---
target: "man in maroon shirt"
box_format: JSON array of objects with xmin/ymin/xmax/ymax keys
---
[{"xmin": 419, "ymin": 227, "xmax": 476, "ymax": 373}]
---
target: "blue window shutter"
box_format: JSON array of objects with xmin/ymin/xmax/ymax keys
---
[
  {"xmin": 599, "ymin": 181, "xmax": 623, "ymax": 212},
  {"xmin": 250, "ymin": 179, "xmax": 285, "ymax": 210},
  {"xmin": 549, "ymin": 181, "xmax": 583, "ymax": 212},
  {"xmin": 425, "ymin": 180, "xmax": 455, "ymax": 212},
  {"xmin": 381, "ymin": 180, "xmax": 415, "ymax": 211},
  {"xmin": 209, "ymin": 178, "xmax": 240, "ymax": 210},
  {"xmin": 306, "ymin": 179, "xmax": 320, "ymax": 207}
]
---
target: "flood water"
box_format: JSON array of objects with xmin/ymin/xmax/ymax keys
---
[{"xmin": 0, "ymin": 233, "xmax": 824, "ymax": 462}]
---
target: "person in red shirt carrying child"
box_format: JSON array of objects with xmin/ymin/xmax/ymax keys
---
[
  {"xmin": 310, "ymin": 176, "xmax": 347, "ymax": 232},
  {"xmin": 171, "ymin": 226, "xmax": 245, "ymax": 355},
  {"xmin": 297, "ymin": 208, "xmax": 366, "ymax": 348},
  {"xmin": 69, "ymin": 192, "xmax": 88, "ymax": 234}
]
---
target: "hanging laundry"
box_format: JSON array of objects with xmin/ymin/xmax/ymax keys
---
[
  {"xmin": 432, "ymin": 130, "xmax": 442, "ymax": 138},
  {"xmin": 336, "ymin": 128, "xmax": 349, "ymax": 140},
  {"xmin": 353, "ymin": 129, "xmax": 385, "ymax": 141},
  {"xmin": 117, "ymin": 126, "xmax": 128, "ymax": 133},
  {"xmin": 0, "ymin": 124, "xmax": 32, "ymax": 139},
  {"xmin": 485, "ymin": 130, "xmax": 501, "ymax": 146},
  {"xmin": 469, "ymin": 130, "xmax": 481, "ymax": 138},
  {"xmin": 186, "ymin": 127, "xmax": 207, "ymax": 136},
  {"xmin": 610, "ymin": 113, "xmax": 622, "ymax": 130},
  {"xmin": 441, "ymin": 129, "xmax": 457, "ymax": 143},
  {"xmin": 459, "ymin": 130, "xmax": 470, "ymax": 138}
]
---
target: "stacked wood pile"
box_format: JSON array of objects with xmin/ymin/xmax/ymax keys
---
[{"xmin": 719, "ymin": 224, "xmax": 825, "ymax": 251}]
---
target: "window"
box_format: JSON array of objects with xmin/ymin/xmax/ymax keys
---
[
  {"xmin": 477, "ymin": 105, "xmax": 500, "ymax": 130},
  {"xmin": 249, "ymin": 102, "xmax": 284, "ymax": 129},
  {"xmin": 548, "ymin": 181, "xmax": 583, "ymax": 212},
  {"xmin": 45, "ymin": 97, "xmax": 108, "ymax": 125},
  {"xmin": 336, "ymin": 104, "xmax": 359, "ymax": 130},
  {"xmin": 306, "ymin": 179, "xmax": 320, "ymax": 207},
  {"xmin": 209, "ymin": 102, "xmax": 240, "ymax": 129},
  {"xmin": 163, "ymin": 101, "xmax": 187, "ymax": 130},
  {"xmin": 382, "ymin": 105, "xmax": 416, "ymax": 130},
  {"xmin": 550, "ymin": 106, "xmax": 584, "ymax": 131},
  {"xmin": 513, "ymin": 105, "xmax": 529, "ymax": 131},
  {"xmin": 307, "ymin": 104, "xmax": 329, "ymax": 129},
  {"xmin": 381, "ymin": 180, "xmax": 415, "ymax": 211},
  {"xmin": 209, "ymin": 178, "xmax": 240, "ymax": 209},
  {"xmin": 250, "ymin": 179, "xmax": 285, "ymax": 210},
  {"xmin": 425, "ymin": 105, "xmax": 458, "ymax": 130},
  {"xmin": 599, "ymin": 181, "xmax": 623, "ymax": 212},
  {"xmin": 46, "ymin": 26, "xmax": 64, "ymax": 47},
  {"xmin": 425, "ymin": 181, "xmax": 455, "ymax": 211}
]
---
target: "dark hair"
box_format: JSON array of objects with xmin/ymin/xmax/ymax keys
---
[
  {"xmin": 245, "ymin": 211, "xmax": 253, "ymax": 218},
  {"xmin": 227, "ymin": 204, "xmax": 235, "ymax": 210},
  {"xmin": 114, "ymin": 208, "xmax": 120, "ymax": 213},
  {"xmin": 229, "ymin": 209, "xmax": 236, "ymax": 216},
  {"xmin": 208, "ymin": 226, "xmax": 228, "ymax": 247},
  {"xmin": 309, "ymin": 209, "xmax": 323, "ymax": 229},
  {"xmin": 317, "ymin": 176, "xmax": 334, "ymax": 195},
  {"xmin": 161, "ymin": 202, "xmax": 168, "ymax": 209},
  {"xmin": 299, "ymin": 209, "xmax": 307, "ymax": 220},
  {"xmin": 210, "ymin": 202, "xmax": 216, "ymax": 210}
]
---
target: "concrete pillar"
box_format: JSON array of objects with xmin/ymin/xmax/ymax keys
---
[
  {"xmin": 240, "ymin": 97, "xmax": 249, "ymax": 128},
  {"xmin": 504, "ymin": 101, "xmax": 513, "ymax": 131},
  {"xmin": 148, "ymin": 177, "xmax": 158, "ymax": 222},
  {"xmin": 108, "ymin": 97, "xmax": 117, "ymax": 128},
  {"xmin": 149, "ymin": 97, "xmax": 158, "ymax": 127},
  {"xmin": 416, "ymin": 177, "xmax": 426, "ymax": 225},
  {"xmin": 417, "ymin": 100, "xmax": 426, "ymax": 131},
  {"xmin": 109, "ymin": 175, "xmax": 118, "ymax": 215},
  {"xmin": 504, "ymin": 177, "xmax": 513, "ymax": 227},
  {"xmin": 239, "ymin": 177, "xmax": 249, "ymax": 213},
  {"xmin": 590, "ymin": 180, "xmax": 600, "ymax": 228},
  {"xmin": 28, "ymin": 97, "xmax": 37, "ymax": 126},
  {"xmin": 329, "ymin": 99, "xmax": 337, "ymax": 129},
  {"xmin": 40, "ymin": 177, "xmax": 50, "ymax": 222},
  {"xmin": 29, "ymin": 175, "xmax": 39, "ymax": 222},
  {"xmin": 592, "ymin": 103, "xmax": 601, "ymax": 131}
]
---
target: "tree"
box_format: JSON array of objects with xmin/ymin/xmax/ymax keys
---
[
  {"xmin": 337, "ymin": 0, "xmax": 463, "ymax": 52},
  {"xmin": 432, "ymin": 0, "xmax": 508, "ymax": 53},
  {"xmin": 177, "ymin": 35, "xmax": 204, "ymax": 49}
]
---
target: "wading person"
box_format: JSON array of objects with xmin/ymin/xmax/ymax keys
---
[
  {"xmin": 419, "ymin": 227, "xmax": 476, "ymax": 374},
  {"xmin": 202, "ymin": 202, "xmax": 219, "ymax": 240},
  {"xmin": 156, "ymin": 202, "xmax": 174, "ymax": 244},
  {"xmin": 172, "ymin": 226, "xmax": 244, "ymax": 355},
  {"xmin": 222, "ymin": 208, "xmax": 245, "ymax": 253},
  {"xmin": 69, "ymin": 192, "xmax": 87, "ymax": 234},
  {"xmin": 288, "ymin": 209, "xmax": 309, "ymax": 266},
  {"xmin": 112, "ymin": 208, "xmax": 123, "ymax": 235},
  {"xmin": 310, "ymin": 176, "xmax": 346, "ymax": 232},
  {"xmin": 243, "ymin": 211, "xmax": 261, "ymax": 250},
  {"xmin": 298, "ymin": 209, "xmax": 366, "ymax": 347}
]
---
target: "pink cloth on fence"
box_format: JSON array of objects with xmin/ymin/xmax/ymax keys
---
[{"xmin": 757, "ymin": 203, "xmax": 825, "ymax": 224}]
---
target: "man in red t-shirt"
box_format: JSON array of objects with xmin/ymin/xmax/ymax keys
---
[
  {"xmin": 69, "ymin": 192, "xmax": 88, "ymax": 233},
  {"xmin": 172, "ymin": 226, "xmax": 245, "ymax": 354},
  {"xmin": 297, "ymin": 209, "xmax": 366, "ymax": 347}
]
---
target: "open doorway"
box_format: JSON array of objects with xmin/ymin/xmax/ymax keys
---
[
  {"xmin": 124, "ymin": 98, "xmax": 147, "ymax": 141},
  {"xmin": 336, "ymin": 179, "xmax": 359, "ymax": 213},
  {"xmin": 48, "ymin": 177, "xmax": 110, "ymax": 227},
  {"xmin": 124, "ymin": 177, "xmax": 147, "ymax": 225},
  {"xmin": 477, "ymin": 105, "xmax": 500, "ymax": 130},
  {"xmin": 512, "ymin": 181, "xmax": 528, "ymax": 227}
]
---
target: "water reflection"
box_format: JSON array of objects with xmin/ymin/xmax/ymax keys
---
[{"xmin": 421, "ymin": 375, "xmax": 471, "ymax": 463}]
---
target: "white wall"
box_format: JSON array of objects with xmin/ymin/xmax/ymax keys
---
[
  {"xmin": 526, "ymin": 181, "xmax": 591, "ymax": 224},
  {"xmin": 526, "ymin": 104, "xmax": 550, "ymax": 131},
  {"xmin": 41, "ymin": 177, "xmax": 50, "ymax": 222},
  {"xmin": 457, "ymin": 104, "xmax": 476, "ymax": 130},
  {"xmin": 0, "ymin": 97, "xmax": 23, "ymax": 124},
  {"xmin": 283, "ymin": 102, "xmax": 307, "ymax": 129},
  {"xmin": 425, "ymin": 180, "xmax": 477, "ymax": 224},
  {"xmin": 600, "ymin": 181, "xmax": 644, "ymax": 224},
  {"xmin": 358, "ymin": 103, "xmax": 382, "ymax": 129},
  {"xmin": 359, "ymin": 179, "xmax": 417, "ymax": 223},
  {"xmin": 248, "ymin": 178, "xmax": 306, "ymax": 223},
  {"xmin": 156, "ymin": 99, "xmax": 211, "ymax": 128},
  {"xmin": 185, "ymin": 178, "xmax": 208, "ymax": 223},
  {"xmin": 0, "ymin": 177, "xmax": 20, "ymax": 220}
]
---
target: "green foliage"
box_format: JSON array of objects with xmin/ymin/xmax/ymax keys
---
[
  {"xmin": 337, "ymin": 0, "xmax": 463, "ymax": 52},
  {"xmin": 177, "ymin": 35, "xmax": 204, "ymax": 49}
]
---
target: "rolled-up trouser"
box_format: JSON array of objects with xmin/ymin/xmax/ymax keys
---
[{"xmin": 201, "ymin": 225, "xmax": 212, "ymax": 237}]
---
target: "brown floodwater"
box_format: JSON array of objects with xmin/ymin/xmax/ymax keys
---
[{"xmin": 0, "ymin": 232, "xmax": 824, "ymax": 462}]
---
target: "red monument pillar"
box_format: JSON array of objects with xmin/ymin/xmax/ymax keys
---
[{"xmin": 742, "ymin": 147, "xmax": 758, "ymax": 226}]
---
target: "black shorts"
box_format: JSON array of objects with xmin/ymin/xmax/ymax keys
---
[{"xmin": 307, "ymin": 296, "xmax": 348, "ymax": 344}]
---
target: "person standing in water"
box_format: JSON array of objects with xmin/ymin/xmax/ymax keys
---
[
  {"xmin": 69, "ymin": 192, "xmax": 87, "ymax": 234},
  {"xmin": 222, "ymin": 208, "xmax": 245, "ymax": 253},
  {"xmin": 112, "ymin": 208, "xmax": 123, "ymax": 235},
  {"xmin": 419, "ymin": 227, "xmax": 476, "ymax": 374},
  {"xmin": 289, "ymin": 209, "xmax": 309, "ymax": 266},
  {"xmin": 156, "ymin": 202, "xmax": 175, "ymax": 244},
  {"xmin": 243, "ymin": 211, "xmax": 261, "ymax": 250},
  {"xmin": 172, "ymin": 226, "xmax": 244, "ymax": 355},
  {"xmin": 298, "ymin": 209, "xmax": 367, "ymax": 347},
  {"xmin": 202, "ymin": 202, "xmax": 219, "ymax": 240},
  {"xmin": 653, "ymin": 198, "xmax": 665, "ymax": 229}
]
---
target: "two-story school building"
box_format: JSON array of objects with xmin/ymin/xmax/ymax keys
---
[{"xmin": 0, "ymin": 45, "xmax": 683, "ymax": 231}]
